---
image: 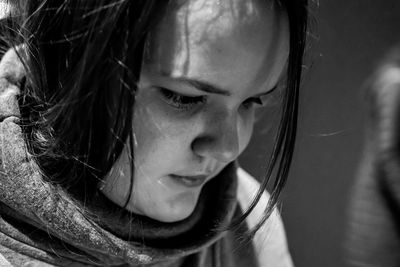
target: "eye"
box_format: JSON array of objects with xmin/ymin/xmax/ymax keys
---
[
  {"xmin": 242, "ymin": 97, "xmax": 264, "ymax": 110},
  {"xmin": 158, "ymin": 87, "xmax": 206, "ymax": 110}
]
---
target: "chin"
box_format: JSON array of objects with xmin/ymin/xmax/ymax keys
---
[{"xmin": 148, "ymin": 193, "xmax": 198, "ymax": 223}]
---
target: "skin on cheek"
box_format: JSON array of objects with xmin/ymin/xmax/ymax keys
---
[{"xmin": 237, "ymin": 113, "xmax": 255, "ymax": 154}]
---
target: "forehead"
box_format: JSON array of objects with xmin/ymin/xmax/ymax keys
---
[{"xmin": 144, "ymin": 0, "xmax": 289, "ymax": 94}]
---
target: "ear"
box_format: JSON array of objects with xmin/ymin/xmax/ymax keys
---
[
  {"xmin": 0, "ymin": 1, "xmax": 13, "ymax": 21},
  {"xmin": 0, "ymin": 47, "xmax": 26, "ymax": 121},
  {"xmin": 0, "ymin": 1, "xmax": 19, "ymax": 58}
]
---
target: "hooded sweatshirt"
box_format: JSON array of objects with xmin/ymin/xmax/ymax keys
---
[{"xmin": 0, "ymin": 46, "xmax": 293, "ymax": 267}]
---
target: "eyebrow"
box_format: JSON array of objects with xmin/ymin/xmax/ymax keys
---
[
  {"xmin": 168, "ymin": 76, "xmax": 232, "ymax": 96},
  {"xmin": 160, "ymin": 72, "xmax": 278, "ymax": 97}
]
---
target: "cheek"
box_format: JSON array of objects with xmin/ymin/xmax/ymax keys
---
[
  {"xmin": 132, "ymin": 95, "xmax": 195, "ymax": 169},
  {"xmin": 133, "ymin": 105, "xmax": 173, "ymax": 166},
  {"xmin": 237, "ymin": 110, "xmax": 256, "ymax": 154}
]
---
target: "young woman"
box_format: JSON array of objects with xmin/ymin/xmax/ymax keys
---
[{"xmin": 0, "ymin": 0, "xmax": 308, "ymax": 266}]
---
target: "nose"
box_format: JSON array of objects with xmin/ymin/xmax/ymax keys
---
[{"xmin": 191, "ymin": 111, "xmax": 240, "ymax": 164}]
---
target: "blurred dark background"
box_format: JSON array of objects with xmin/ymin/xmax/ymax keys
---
[{"xmin": 240, "ymin": 1, "xmax": 400, "ymax": 266}]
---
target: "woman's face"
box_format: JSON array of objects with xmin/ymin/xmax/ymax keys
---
[{"xmin": 101, "ymin": 0, "xmax": 289, "ymax": 222}]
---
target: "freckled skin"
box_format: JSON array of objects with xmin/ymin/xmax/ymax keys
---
[{"xmin": 101, "ymin": 0, "xmax": 290, "ymax": 222}]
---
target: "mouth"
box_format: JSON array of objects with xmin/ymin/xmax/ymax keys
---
[{"xmin": 168, "ymin": 174, "xmax": 209, "ymax": 188}]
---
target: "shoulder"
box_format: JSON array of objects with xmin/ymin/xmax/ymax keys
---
[{"xmin": 236, "ymin": 167, "xmax": 294, "ymax": 267}]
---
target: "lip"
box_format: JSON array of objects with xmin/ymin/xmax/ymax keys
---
[{"xmin": 168, "ymin": 174, "xmax": 208, "ymax": 188}]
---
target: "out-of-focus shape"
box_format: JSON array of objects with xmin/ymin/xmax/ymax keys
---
[{"xmin": 347, "ymin": 47, "xmax": 400, "ymax": 267}]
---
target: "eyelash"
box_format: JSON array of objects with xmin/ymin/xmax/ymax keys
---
[
  {"xmin": 159, "ymin": 88, "xmax": 206, "ymax": 110},
  {"xmin": 158, "ymin": 87, "xmax": 264, "ymax": 111}
]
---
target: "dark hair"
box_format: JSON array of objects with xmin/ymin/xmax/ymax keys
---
[
  {"xmin": 2, "ymin": 0, "xmax": 308, "ymax": 233},
  {"xmin": 6, "ymin": 0, "xmax": 170, "ymax": 205},
  {"xmin": 231, "ymin": 0, "xmax": 308, "ymax": 236}
]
